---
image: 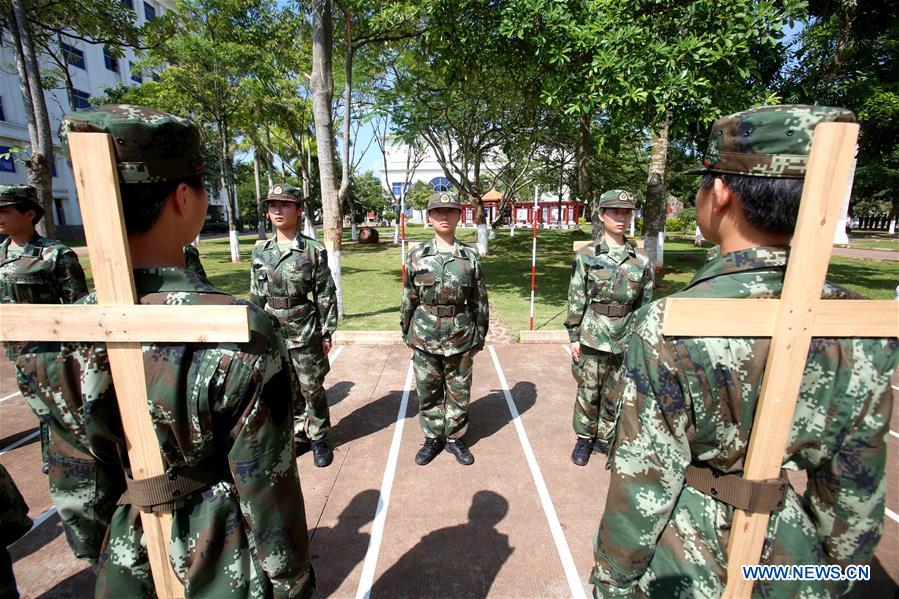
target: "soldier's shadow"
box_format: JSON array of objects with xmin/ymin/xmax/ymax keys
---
[
  {"xmin": 370, "ymin": 490, "xmax": 513, "ymax": 598},
  {"xmin": 465, "ymin": 381, "xmax": 537, "ymax": 447},
  {"xmin": 329, "ymin": 390, "xmax": 408, "ymax": 447},
  {"xmin": 310, "ymin": 489, "xmax": 379, "ymax": 598}
]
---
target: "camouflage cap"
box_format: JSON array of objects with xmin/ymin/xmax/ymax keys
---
[
  {"xmin": 686, "ymin": 104, "xmax": 857, "ymax": 178},
  {"xmin": 426, "ymin": 192, "xmax": 462, "ymax": 212},
  {"xmin": 265, "ymin": 184, "xmax": 303, "ymax": 204},
  {"xmin": 0, "ymin": 184, "xmax": 44, "ymax": 218},
  {"xmin": 59, "ymin": 104, "xmax": 204, "ymax": 184},
  {"xmin": 598, "ymin": 189, "xmax": 636, "ymax": 210}
]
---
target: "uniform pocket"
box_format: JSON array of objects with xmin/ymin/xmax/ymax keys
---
[{"xmin": 13, "ymin": 280, "xmax": 54, "ymax": 303}]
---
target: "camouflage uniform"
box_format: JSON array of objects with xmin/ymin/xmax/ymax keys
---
[
  {"xmin": 1, "ymin": 184, "xmax": 88, "ymax": 469},
  {"xmin": 250, "ymin": 185, "xmax": 338, "ymax": 445},
  {"xmin": 591, "ymin": 105, "xmax": 896, "ymax": 598},
  {"xmin": 401, "ymin": 198, "xmax": 489, "ymax": 441},
  {"xmin": 565, "ymin": 190, "xmax": 653, "ymax": 444},
  {"xmin": 0, "ymin": 464, "xmax": 31, "ymax": 599},
  {"xmin": 15, "ymin": 105, "xmax": 314, "ymax": 598},
  {"xmin": 183, "ymin": 244, "xmax": 208, "ymax": 280}
]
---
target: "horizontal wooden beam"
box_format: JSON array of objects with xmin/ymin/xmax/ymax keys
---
[
  {"xmin": 0, "ymin": 304, "xmax": 251, "ymax": 343},
  {"xmin": 663, "ymin": 298, "xmax": 897, "ymax": 338}
]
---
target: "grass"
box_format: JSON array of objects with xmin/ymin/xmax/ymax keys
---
[
  {"xmin": 845, "ymin": 231, "xmax": 899, "ymax": 251},
  {"xmin": 71, "ymin": 225, "xmax": 899, "ymax": 336}
]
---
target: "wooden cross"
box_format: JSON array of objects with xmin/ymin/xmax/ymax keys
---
[
  {"xmin": 0, "ymin": 133, "xmax": 253, "ymax": 599},
  {"xmin": 661, "ymin": 122, "xmax": 897, "ymax": 597}
]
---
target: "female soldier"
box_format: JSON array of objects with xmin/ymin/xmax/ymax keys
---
[
  {"xmin": 250, "ymin": 184, "xmax": 338, "ymax": 468},
  {"xmin": 564, "ymin": 189, "xmax": 653, "ymax": 466},
  {"xmin": 400, "ymin": 193, "xmax": 489, "ymax": 466},
  {"xmin": 0, "ymin": 184, "xmax": 88, "ymax": 474}
]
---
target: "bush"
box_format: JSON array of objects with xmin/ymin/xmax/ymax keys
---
[{"xmin": 384, "ymin": 212, "xmax": 397, "ymax": 221}]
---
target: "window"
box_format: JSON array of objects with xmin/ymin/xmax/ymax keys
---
[
  {"xmin": 0, "ymin": 96, "xmax": 5, "ymax": 121},
  {"xmin": 61, "ymin": 43, "xmax": 85, "ymax": 70},
  {"xmin": 391, "ymin": 182, "xmax": 410, "ymax": 197},
  {"xmin": 72, "ymin": 89, "xmax": 91, "ymax": 110},
  {"xmin": 52, "ymin": 160, "xmax": 57, "ymax": 177},
  {"xmin": 130, "ymin": 62, "xmax": 142, "ymax": 83},
  {"xmin": 121, "ymin": 0, "xmax": 133, "ymax": 8},
  {"xmin": 143, "ymin": 1, "xmax": 156, "ymax": 21},
  {"xmin": 54, "ymin": 198, "xmax": 67, "ymax": 225},
  {"xmin": 429, "ymin": 177, "xmax": 452, "ymax": 192},
  {"xmin": 103, "ymin": 47, "xmax": 120, "ymax": 73},
  {"xmin": 0, "ymin": 146, "xmax": 15, "ymax": 173}
]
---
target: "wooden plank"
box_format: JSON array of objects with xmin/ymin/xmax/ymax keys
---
[
  {"xmin": 69, "ymin": 132, "xmax": 185, "ymax": 598},
  {"xmin": 663, "ymin": 298, "xmax": 897, "ymax": 337},
  {"xmin": 723, "ymin": 122, "xmax": 860, "ymax": 597},
  {"xmin": 1, "ymin": 305, "xmax": 251, "ymax": 342}
]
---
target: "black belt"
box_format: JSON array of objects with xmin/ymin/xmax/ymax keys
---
[
  {"xmin": 591, "ymin": 303, "xmax": 632, "ymax": 317},
  {"xmin": 685, "ymin": 464, "xmax": 788, "ymax": 513},
  {"xmin": 118, "ymin": 461, "xmax": 230, "ymax": 513},
  {"xmin": 268, "ymin": 296, "xmax": 309, "ymax": 309},
  {"xmin": 421, "ymin": 304, "xmax": 465, "ymax": 317}
]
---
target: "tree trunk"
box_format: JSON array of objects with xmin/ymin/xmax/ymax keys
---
[
  {"xmin": 311, "ymin": 0, "xmax": 344, "ymax": 318},
  {"xmin": 643, "ymin": 116, "xmax": 670, "ymax": 270},
  {"xmin": 217, "ymin": 122, "xmax": 240, "ymax": 262},
  {"xmin": 253, "ymin": 150, "xmax": 266, "ymax": 240},
  {"xmin": 9, "ymin": 0, "xmax": 54, "ymax": 238}
]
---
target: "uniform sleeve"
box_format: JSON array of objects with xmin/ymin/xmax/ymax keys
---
[
  {"xmin": 400, "ymin": 252, "xmax": 418, "ymax": 338},
  {"xmin": 314, "ymin": 248, "xmax": 338, "ymax": 338},
  {"xmin": 227, "ymin": 346, "xmax": 314, "ymax": 598},
  {"xmin": 590, "ymin": 335, "xmax": 692, "ymax": 596},
  {"xmin": 639, "ymin": 259, "xmax": 654, "ymax": 307},
  {"xmin": 804, "ymin": 339, "xmax": 897, "ymax": 588},
  {"xmin": 55, "ymin": 250, "xmax": 88, "ymax": 304},
  {"xmin": 468, "ymin": 252, "xmax": 489, "ymax": 348},
  {"xmin": 183, "ymin": 245, "xmax": 208, "ymax": 280},
  {"xmin": 564, "ymin": 255, "xmax": 588, "ymax": 343},
  {"xmin": 249, "ymin": 251, "xmax": 266, "ymax": 309}
]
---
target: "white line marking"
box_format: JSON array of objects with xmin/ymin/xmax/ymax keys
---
[
  {"xmin": 1, "ymin": 390, "xmax": 21, "ymax": 402},
  {"xmin": 488, "ymin": 345, "xmax": 587, "ymax": 599},
  {"xmin": 355, "ymin": 359, "xmax": 415, "ymax": 599},
  {"xmin": 9, "ymin": 507, "xmax": 58, "ymax": 547},
  {"xmin": 889, "ymin": 430, "xmax": 899, "ymax": 440},
  {"xmin": 887, "ymin": 508, "xmax": 899, "ymax": 525},
  {"xmin": 328, "ymin": 345, "xmax": 344, "ymax": 366},
  {"xmin": 0, "ymin": 429, "xmax": 40, "ymax": 456}
]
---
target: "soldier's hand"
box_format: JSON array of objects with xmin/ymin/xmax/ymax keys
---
[
  {"xmin": 322, "ymin": 338, "xmax": 332, "ymax": 356},
  {"xmin": 571, "ymin": 342, "xmax": 581, "ymax": 363}
]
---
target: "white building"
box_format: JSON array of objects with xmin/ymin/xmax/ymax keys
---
[
  {"xmin": 378, "ymin": 137, "xmax": 572, "ymax": 226},
  {"xmin": 0, "ymin": 0, "xmax": 224, "ymax": 239}
]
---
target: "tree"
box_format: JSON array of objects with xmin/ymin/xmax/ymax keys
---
[
  {"xmin": 374, "ymin": 116, "xmax": 425, "ymax": 242},
  {"xmin": 501, "ymin": 0, "xmax": 800, "ymax": 266},
  {"xmin": 348, "ymin": 171, "xmax": 391, "ymax": 222},
  {"xmin": 405, "ymin": 180, "xmax": 433, "ymax": 210},
  {"xmin": 1, "ymin": 0, "xmax": 143, "ymax": 238}
]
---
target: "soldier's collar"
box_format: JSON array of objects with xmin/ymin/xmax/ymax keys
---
[
  {"xmin": 423, "ymin": 237, "xmax": 467, "ymax": 259},
  {"xmin": 0, "ymin": 233, "xmax": 43, "ymax": 259},
  {"xmin": 593, "ymin": 237, "xmax": 635, "ymax": 257},
  {"xmin": 133, "ymin": 267, "xmax": 222, "ymax": 294},
  {"xmin": 684, "ymin": 245, "xmax": 789, "ymax": 289}
]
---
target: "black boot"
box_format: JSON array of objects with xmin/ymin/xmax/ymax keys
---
[
  {"xmin": 571, "ymin": 438, "xmax": 593, "ymax": 466},
  {"xmin": 312, "ymin": 440, "xmax": 333, "ymax": 467},
  {"xmin": 593, "ymin": 438, "xmax": 610, "ymax": 455},
  {"xmin": 415, "ymin": 437, "xmax": 445, "ymax": 466},
  {"xmin": 445, "ymin": 439, "xmax": 474, "ymax": 465}
]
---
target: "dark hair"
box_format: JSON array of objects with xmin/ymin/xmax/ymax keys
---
[
  {"xmin": 700, "ymin": 173, "xmax": 803, "ymax": 234},
  {"xmin": 11, "ymin": 203, "xmax": 43, "ymax": 226},
  {"xmin": 119, "ymin": 175, "xmax": 204, "ymax": 234}
]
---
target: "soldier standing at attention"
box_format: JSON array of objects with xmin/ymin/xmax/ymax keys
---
[
  {"xmin": 401, "ymin": 193, "xmax": 489, "ymax": 466},
  {"xmin": 591, "ymin": 105, "xmax": 898, "ymax": 598},
  {"xmin": 0, "ymin": 184, "xmax": 88, "ymax": 475},
  {"xmin": 15, "ymin": 105, "xmax": 315, "ymax": 597},
  {"xmin": 565, "ymin": 190, "xmax": 653, "ymax": 466},
  {"xmin": 250, "ymin": 185, "xmax": 338, "ymax": 468}
]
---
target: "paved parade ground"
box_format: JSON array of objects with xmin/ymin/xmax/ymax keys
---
[{"xmin": 1, "ymin": 343, "xmax": 897, "ymax": 598}]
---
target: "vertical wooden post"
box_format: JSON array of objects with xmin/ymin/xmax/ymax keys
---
[{"xmin": 69, "ymin": 132, "xmax": 185, "ymax": 598}]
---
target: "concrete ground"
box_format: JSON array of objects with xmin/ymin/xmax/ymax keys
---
[{"xmin": 1, "ymin": 344, "xmax": 896, "ymax": 598}]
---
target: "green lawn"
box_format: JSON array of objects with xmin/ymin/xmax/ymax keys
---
[{"xmin": 73, "ymin": 227, "xmax": 898, "ymax": 336}]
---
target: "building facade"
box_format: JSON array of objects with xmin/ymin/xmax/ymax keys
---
[{"xmin": 0, "ymin": 0, "xmax": 224, "ymax": 239}]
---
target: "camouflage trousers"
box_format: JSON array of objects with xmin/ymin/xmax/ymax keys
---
[
  {"xmin": 412, "ymin": 348, "xmax": 474, "ymax": 439},
  {"xmin": 571, "ymin": 346, "xmax": 622, "ymax": 441},
  {"xmin": 289, "ymin": 345, "xmax": 331, "ymax": 442},
  {"xmin": 0, "ymin": 464, "xmax": 31, "ymax": 599}
]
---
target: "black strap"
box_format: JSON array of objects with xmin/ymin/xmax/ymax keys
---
[
  {"xmin": 268, "ymin": 296, "xmax": 309, "ymax": 309},
  {"xmin": 118, "ymin": 461, "xmax": 230, "ymax": 513},
  {"xmin": 591, "ymin": 302, "xmax": 633, "ymax": 317},
  {"xmin": 685, "ymin": 464, "xmax": 788, "ymax": 513},
  {"xmin": 420, "ymin": 304, "xmax": 465, "ymax": 317}
]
